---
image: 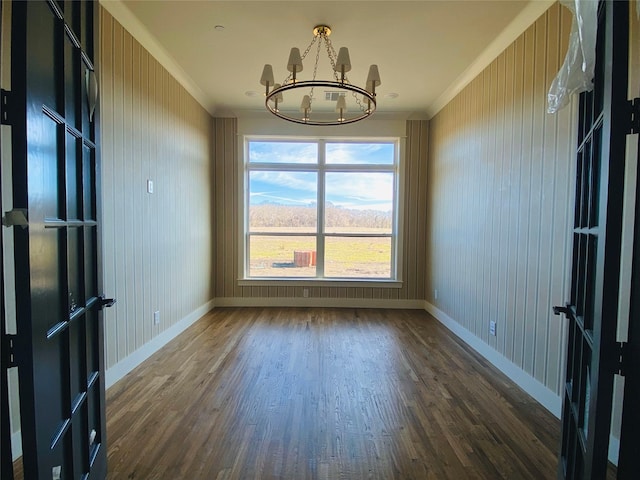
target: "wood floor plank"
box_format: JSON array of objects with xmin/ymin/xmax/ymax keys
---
[
  {"xmin": 12, "ymin": 307, "xmax": 618, "ymax": 479},
  {"xmin": 104, "ymin": 307, "xmax": 554, "ymax": 480}
]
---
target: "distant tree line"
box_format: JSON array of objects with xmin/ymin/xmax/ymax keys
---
[{"xmin": 250, "ymin": 204, "xmax": 391, "ymax": 229}]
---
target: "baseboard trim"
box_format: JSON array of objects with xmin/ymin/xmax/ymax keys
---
[
  {"xmin": 214, "ymin": 297, "xmax": 425, "ymax": 309},
  {"xmin": 105, "ymin": 299, "xmax": 215, "ymax": 389},
  {"xmin": 424, "ymin": 301, "xmax": 620, "ymax": 466},
  {"xmin": 424, "ymin": 301, "xmax": 563, "ymax": 418}
]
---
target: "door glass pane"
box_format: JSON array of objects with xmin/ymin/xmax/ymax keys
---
[
  {"xmin": 84, "ymin": 226, "xmax": 97, "ymax": 299},
  {"xmin": 41, "ymin": 332, "xmax": 68, "ymax": 449},
  {"xmin": 87, "ymin": 384, "xmax": 103, "ymax": 464},
  {"xmin": 82, "ymin": 144, "xmax": 96, "ymax": 221},
  {"xmin": 31, "ymin": 1, "xmax": 63, "ymax": 112},
  {"xmin": 248, "ymin": 235, "xmax": 316, "ymax": 277},
  {"xmin": 64, "ymin": 32, "xmax": 80, "ymax": 129},
  {"xmin": 588, "ymin": 126, "xmax": 602, "ymax": 228},
  {"xmin": 582, "ymin": 364, "xmax": 591, "ymax": 438},
  {"xmin": 68, "ymin": 227, "xmax": 83, "ymax": 310},
  {"xmin": 66, "ymin": 133, "xmax": 81, "ymax": 220},
  {"xmin": 566, "ymin": 321, "xmax": 578, "ymax": 399},
  {"xmin": 249, "ymin": 171, "xmax": 317, "ymax": 233},
  {"xmin": 72, "ymin": 404, "xmax": 89, "ymax": 476},
  {"xmin": 50, "ymin": 430, "xmax": 73, "ymax": 480},
  {"xmin": 80, "ymin": 2, "xmax": 94, "ymax": 62},
  {"xmin": 85, "ymin": 308, "xmax": 99, "ymax": 381},
  {"xmin": 40, "ymin": 115, "xmax": 65, "ymax": 219},
  {"xmin": 69, "ymin": 319, "xmax": 86, "ymax": 407},
  {"xmin": 584, "ymin": 235, "xmax": 598, "ymax": 332},
  {"xmin": 325, "ymin": 172, "xmax": 393, "ymax": 234},
  {"xmin": 324, "ymin": 236, "xmax": 391, "ymax": 278},
  {"xmin": 32, "ymin": 228, "xmax": 65, "ymax": 331}
]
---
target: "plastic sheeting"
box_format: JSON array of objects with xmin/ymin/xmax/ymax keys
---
[{"xmin": 547, "ymin": 0, "xmax": 599, "ymax": 114}]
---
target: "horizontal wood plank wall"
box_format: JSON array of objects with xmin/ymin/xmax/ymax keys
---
[
  {"xmin": 100, "ymin": 8, "xmax": 214, "ymax": 369},
  {"xmin": 426, "ymin": 2, "xmax": 574, "ymax": 395},
  {"xmin": 212, "ymin": 118, "xmax": 429, "ymax": 302}
]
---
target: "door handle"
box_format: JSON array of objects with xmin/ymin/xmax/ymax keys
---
[
  {"xmin": 553, "ymin": 305, "xmax": 571, "ymax": 316},
  {"xmin": 98, "ymin": 295, "xmax": 116, "ymax": 310}
]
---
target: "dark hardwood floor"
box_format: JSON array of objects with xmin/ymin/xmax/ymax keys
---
[
  {"xmin": 12, "ymin": 307, "xmax": 618, "ymax": 479},
  {"xmin": 105, "ymin": 307, "xmax": 558, "ymax": 479}
]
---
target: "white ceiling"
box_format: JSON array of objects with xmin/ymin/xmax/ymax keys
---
[{"xmin": 106, "ymin": 0, "xmax": 553, "ymax": 119}]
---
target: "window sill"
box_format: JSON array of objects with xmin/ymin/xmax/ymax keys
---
[{"xmin": 238, "ymin": 278, "xmax": 403, "ymax": 289}]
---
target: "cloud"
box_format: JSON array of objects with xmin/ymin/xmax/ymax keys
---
[
  {"xmin": 248, "ymin": 142, "xmax": 395, "ymax": 211},
  {"xmin": 249, "ymin": 142, "xmax": 317, "ymax": 164},
  {"xmin": 325, "ymin": 172, "xmax": 393, "ymax": 205},
  {"xmin": 250, "ymin": 171, "xmax": 317, "ymax": 192},
  {"xmin": 326, "ymin": 143, "xmax": 394, "ymax": 165}
]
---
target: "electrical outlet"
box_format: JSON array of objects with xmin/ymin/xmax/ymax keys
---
[
  {"xmin": 153, "ymin": 310, "xmax": 160, "ymax": 325},
  {"xmin": 489, "ymin": 320, "xmax": 497, "ymax": 336},
  {"xmin": 303, "ymin": 288, "xmax": 309, "ymax": 298}
]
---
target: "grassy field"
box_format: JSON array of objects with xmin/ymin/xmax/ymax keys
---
[{"xmin": 249, "ymin": 232, "xmax": 391, "ymax": 278}]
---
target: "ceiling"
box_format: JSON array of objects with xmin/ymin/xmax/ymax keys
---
[{"xmin": 111, "ymin": 0, "xmax": 552, "ymax": 119}]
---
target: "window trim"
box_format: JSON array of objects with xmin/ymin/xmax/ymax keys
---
[{"xmin": 239, "ymin": 135, "xmax": 404, "ymax": 287}]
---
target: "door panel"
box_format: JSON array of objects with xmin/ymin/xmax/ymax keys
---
[
  {"xmin": 557, "ymin": 1, "xmax": 630, "ymax": 478},
  {"xmin": 10, "ymin": 1, "xmax": 107, "ymax": 479}
]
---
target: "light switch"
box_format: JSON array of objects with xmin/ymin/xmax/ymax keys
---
[{"xmin": 147, "ymin": 179, "xmax": 154, "ymax": 194}]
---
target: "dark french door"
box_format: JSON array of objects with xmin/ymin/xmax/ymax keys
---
[
  {"xmin": 555, "ymin": 0, "xmax": 634, "ymax": 478},
  {"xmin": 5, "ymin": 1, "xmax": 109, "ymax": 478}
]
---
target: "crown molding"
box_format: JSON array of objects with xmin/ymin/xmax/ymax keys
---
[
  {"xmin": 426, "ymin": 0, "xmax": 555, "ymax": 119},
  {"xmin": 99, "ymin": 0, "xmax": 214, "ymax": 115}
]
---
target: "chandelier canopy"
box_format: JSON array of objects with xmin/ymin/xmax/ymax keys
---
[{"xmin": 259, "ymin": 25, "xmax": 381, "ymax": 126}]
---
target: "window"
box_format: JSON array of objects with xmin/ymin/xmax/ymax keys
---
[{"xmin": 243, "ymin": 138, "xmax": 400, "ymax": 283}]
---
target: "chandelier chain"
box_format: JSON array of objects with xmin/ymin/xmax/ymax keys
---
[
  {"xmin": 323, "ymin": 36, "xmax": 340, "ymax": 82},
  {"xmin": 307, "ymin": 35, "xmax": 324, "ymax": 106}
]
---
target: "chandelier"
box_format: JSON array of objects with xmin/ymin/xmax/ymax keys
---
[{"xmin": 259, "ymin": 25, "xmax": 381, "ymax": 126}]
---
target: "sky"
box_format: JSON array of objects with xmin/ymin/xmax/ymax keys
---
[{"xmin": 248, "ymin": 142, "xmax": 395, "ymax": 212}]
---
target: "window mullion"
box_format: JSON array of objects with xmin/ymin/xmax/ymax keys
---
[{"xmin": 316, "ymin": 140, "xmax": 326, "ymax": 278}]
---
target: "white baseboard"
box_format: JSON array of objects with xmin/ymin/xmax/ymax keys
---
[
  {"xmin": 424, "ymin": 301, "xmax": 563, "ymax": 418},
  {"xmin": 105, "ymin": 299, "xmax": 215, "ymax": 389},
  {"xmin": 424, "ymin": 301, "xmax": 625, "ymax": 466},
  {"xmin": 213, "ymin": 296, "xmax": 425, "ymax": 309}
]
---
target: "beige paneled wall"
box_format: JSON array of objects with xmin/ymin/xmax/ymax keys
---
[
  {"xmin": 212, "ymin": 117, "xmax": 429, "ymax": 302},
  {"xmin": 99, "ymin": 8, "xmax": 214, "ymax": 369},
  {"xmin": 213, "ymin": 118, "xmax": 239, "ymax": 298},
  {"xmin": 426, "ymin": 2, "xmax": 574, "ymax": 394}
]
